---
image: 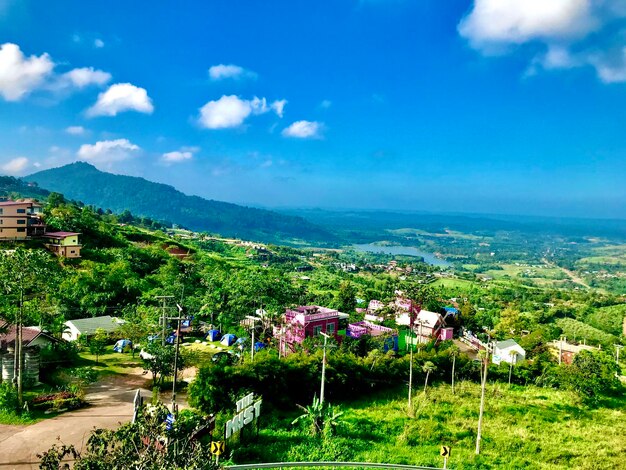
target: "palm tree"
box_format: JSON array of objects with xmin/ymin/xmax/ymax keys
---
[
  {"xmin": 448, "ymin": 344, "xmax": 460, "ymax": 394},
  {"xmin": 422, "ymin": 361, "xmax": 436, "ymax": 394},
  {"xmin": 508, "ymin": 349, "xmax": 517, "ymax": 385}
]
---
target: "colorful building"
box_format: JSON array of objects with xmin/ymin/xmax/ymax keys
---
[
  {"xmin": 0, "ymin": 200, "xmax": 45, "ymax": 239},
  {"xmin": 275, "ymin": 305, "xmax": 345, "ymax": 354},
  {"xmin": 42, "ymin": 232, "xmax": 82, "ymax": 258}
]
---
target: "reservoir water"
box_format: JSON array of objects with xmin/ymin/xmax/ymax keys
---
[{"xmin": 353, "ymin": 243, "xmax": 451, "ymax": 267}]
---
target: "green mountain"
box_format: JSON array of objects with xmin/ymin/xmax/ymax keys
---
[{"xmin": 26, "ymin": 162, "xmax": 335, "ymax": 244}]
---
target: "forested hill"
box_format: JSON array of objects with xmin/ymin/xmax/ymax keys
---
[{"xmin": 26, "ymin": 162, "xmax": 336, "ymax": 244}]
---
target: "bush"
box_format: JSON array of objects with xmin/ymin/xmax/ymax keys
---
[{"xmin": 0, "ymin": 383, "xmax": 20, "ymax": 413}]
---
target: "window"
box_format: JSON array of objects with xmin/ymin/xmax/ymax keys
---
[
  {"xmin": 326, "ymin": 323, "xmax": 335, "ymax": 334},
  {"xmin": 16, "ymin": 209, "xmax": 26, "ymax": 214},
  {"xmin": 70, "ymin": 250, "xmax": 75, "ymax": 254},
  {"xmin": 17, "ymin": 219, "xmax": 26, "ymax": 224},
  {"xmin": 0, "ymin": 208, "xmax": 3, "ymax": 214},
  {"xmin": 17, "ymin": 228, "xmax": 25, "ymax": 232},
  {"xmin": 313, "ymin": 325, "xmax": 322, "ymax": 336}
]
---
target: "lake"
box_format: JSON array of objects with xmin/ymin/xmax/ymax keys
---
[{"xmin": 353, "ymin": 243, "xmax": 451, "ymax": 267}]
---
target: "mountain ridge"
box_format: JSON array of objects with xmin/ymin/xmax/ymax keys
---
[{"xmin": 26, "ymin": 162, "xmax": 336, "ymax": 244}]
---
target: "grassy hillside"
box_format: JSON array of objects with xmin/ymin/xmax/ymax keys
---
[
  {"xmin": 239, "ymin": 382, "xmax": 626, "ymax": 470},
  {"xmin": 27, "ymin": 162, "xmax": 336, "ymax": 245}
]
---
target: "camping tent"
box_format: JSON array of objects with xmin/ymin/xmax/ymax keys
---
[
  {"xmin": 220, "ymin": 334, "xmax": 237, "ymax": 346},
  {"xmin": 113, "ymin": 339, "xmax": 132, "ymax": 353},
  {"xmin": 206, "ymin": 329, "xmax": 221, "ymax": 342}
]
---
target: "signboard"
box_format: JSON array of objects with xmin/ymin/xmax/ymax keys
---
[
  {"xmin": 165, "ymin": 413, "xmax": 175, "ymax": 431},
  {"xmin": 225, "ymin": 392, "xmax": 262, "ymax": 439},
  {"xmin": 440, "ymin": 446, "xmax": 451, "ymax": 457},
  {"xmin": 210, "ymin": 441, "xmax": 225, "ymax": 456}
]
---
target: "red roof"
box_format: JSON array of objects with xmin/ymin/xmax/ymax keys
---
[
  {"xmin": 43, "ymin": 231, "xmax": 81, "ymax": 239},
  {"xmin": 0, "ymin": 200, "xmax": 33, "ymax": 206},
  {"xmin": 0, "ymin": 322, "xmax": 54, "ymax": 350}
]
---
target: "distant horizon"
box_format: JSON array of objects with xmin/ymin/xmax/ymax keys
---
[
  {"xmin": 2, "ymin": 2, "xmax": 626, "ymax": 220},
  {"xmin": 22, "ymin": 161, "xmax": 626, "ymax": 224}
]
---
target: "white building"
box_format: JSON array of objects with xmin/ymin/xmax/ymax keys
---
[
  {"xmin": 63, "ymin": 315, "xmax": 124, "ymax": 342},
  {"xmin": 492, "ymin": 339, "xmax": 526, "ymax": 365}
]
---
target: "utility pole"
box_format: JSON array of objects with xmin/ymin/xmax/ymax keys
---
[
  {"xmin": 476, "ymin": 333, "xmax": 491, "ymax": 455},
  {"xmin": 408, "ymin": 328, "xmax": 413, "ymax": 411},
  {"xmin": 171, "ymin": 304, "xmax": 185, "ymax": 415},
  {"xmin": 156, "ymin": 296, "xmax": 174, "ymax": 346},
  {"xmin": 320, "ymin": 332, "xmax": 330, "ymax": 404}
]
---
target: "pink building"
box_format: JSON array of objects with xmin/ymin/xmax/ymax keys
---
[{"xmin": 275, "ymin": 306, "xmax": 341, "ymax": 354}]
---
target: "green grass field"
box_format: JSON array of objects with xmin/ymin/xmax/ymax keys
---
[{"xmin": 235, "ymin": 381, "xmax": 626, "ymax": 470}]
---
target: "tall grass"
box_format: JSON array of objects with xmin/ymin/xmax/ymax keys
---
[{"xmin": 234, "ymin": 381, "xmax": 626, "ymax": 469}]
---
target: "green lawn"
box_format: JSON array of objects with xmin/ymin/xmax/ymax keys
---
[
  {"xmin": 77, "ymin": 346, "xmax": 143, "ymax": 375},
  {"xmin": 236, "ymin": 381, "xmax": 626, "ymax": 470}
]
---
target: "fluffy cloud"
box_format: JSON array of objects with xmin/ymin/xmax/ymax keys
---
[
  {"xmin": 62, "ymin": 67, "xmax": 111, "ymax": 88},
  {"xmin": 77, "ymin": 139, "xmax": 140, "ymax": 163},
  {"xmin": 198, "ymin": 95, "xmax": 286, "ymax": 129},
  {"xmin": 65, "ymin": 125, "xmax": 86, "ymax": 135},
  {"xmin": 0, "ymin": 43, "xmax": 54, "ymax": 101},
  {"xmin": 161, "ymin": 147, "xmax": 197, "ymax": 165},
  {"xmin": 208, "ymin": 64, "xmax": 257, "ymax": 81},
  {"xmin": 1, "ymin": 156, "xmax": 30, "ymax": 175},
  {"xmin": 94, "ymin": 39, "xmax": 105, "ymax": 48},
  {"xmin": 282, "ymin": 120, "xmax": 322, "ymax": 139},
  {"xmin": 459, "ymin": 1, "xmax": 626, "ymax": 83},
  {"xmin": 87, "ymin": 83, "xmax": 154, "ymax": 117}
]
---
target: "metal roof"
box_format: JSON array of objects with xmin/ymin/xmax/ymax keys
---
[{"xmin": 65, "ymin": 316, "xmax": 123, "ymax": 335}]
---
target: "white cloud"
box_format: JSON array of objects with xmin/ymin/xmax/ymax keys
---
[
  {"xmin": 459, "ymin": 1, "xmax": 626, "ymax": 83},
  {"xmin": 198, "ymin": 95, "xmax": 285, "ymax": 129},
  {"xmin": 208, "ymin": 64, "xmax": 257, "ymax": 81},
  {"xmin": 94, "ymin": 39, "xmax": 105, "ymax": 48},
  {"xmin": 62, "ymin": 67, "xmax": 111, "ymax": 88},
  {"xmin": 0, "ymin": 43, "xmax": 54, "ymax": 101},
  {"xmin": 77, "ymin": 139, "xmax": 140, "ymax": 163},
  {"xmin": 282, "ymin": 120, "xmax": 323, "ymax": 139},
  {"xmin": 1, "ymin": 157, "xmax": 30, "ymax": 175},
  {"xmin": 161, "ymin": 147, "xmax": 198, "ymax": 165},
  {"xmin": 87, "ymin": 83, "xmax": 154, "ymax": 117},
  {"xmin": 320, "ymin": 99, "xmax": 332, "ymax": 109},
  {"xmin": 65, "ymin": 125, "xmax": 86, "ymax": 135}
]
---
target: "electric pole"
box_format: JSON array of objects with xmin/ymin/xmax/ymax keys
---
[
  {"xmin": 320, "ymin": 332, "xmax": 330, "ymax": 404},
  {"xmin": 476, "ymin": 333, "xmax": 491, "ymax": 455},
  {"xmin": 156, "ymin": 295, "xmax": 174, "ymax": 346}
]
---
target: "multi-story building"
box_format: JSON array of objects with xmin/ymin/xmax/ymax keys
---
[
  {"xmin": 0, "ymin": 200, "xmax": 46, "ymax": 239},
  {"xmin": 275, "ymin": 305, "xmax": 347, "ymax": 355},
  {"xmin": 42, "ymin": 232, "xmax": 82, "ymax": 258}
]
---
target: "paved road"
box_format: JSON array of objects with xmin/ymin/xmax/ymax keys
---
[{"xmin": 0, "ymin": 379, "xmax": 151, "ymax": 469}]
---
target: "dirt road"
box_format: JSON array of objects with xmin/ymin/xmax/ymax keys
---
[{"xmin": 0, "ymin": 377, "xmax": 151, "ymax": 469}]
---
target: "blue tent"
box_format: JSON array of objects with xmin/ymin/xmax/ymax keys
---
[
  {"xmin": 206, "ymin": 329, "xmax": 221, "ymax": 342},
  {"xmin": 254, "ymin": 341, "xmax": 265, "ymax": 352},
  {"xmin": 113, "ymin": 339, "xmax": 132, "ymax": 353},
  {"xmin": 220, "ymin": 334, "xmax": 237, "ymax": 346}
]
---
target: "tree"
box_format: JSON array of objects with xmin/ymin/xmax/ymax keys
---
[
  {"xmin": 560, "ymin": 350, "xmax": 621, "ymax": 406},
  {"xmin": 0, "ymin": 248, "xmax": 58, "ymax": 405},
  {"xmin": 141, "ymin": 341, "xmax": 188, "ymax": 387},
  {"xmin": 335, "ymin": 281, "xmax": 357, "ymax": 313},
  {"xmin": 38, "ymin": 402, "xmax": 218, "ymax": 469},
  {"xmin": 508, "ymin": 349, "xmax": 517, "ymax": 386},
  {"xmin": 422, "ymin": 361, "xmax": 436, "ymax": 394},
  {"xmin": 448, "ymin": 344, "xmax": 460, "ymax": 394},
  {"xmin": 89, "ymin": 328, "xmax": 108, "ymax": 365}
]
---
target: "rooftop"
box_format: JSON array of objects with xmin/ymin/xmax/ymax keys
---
[
  {"xmin": 43, "ymin": 231, "xmax": 81, "ymax": 239},
  {"xmin": 65, "ymin": 315, "xmax": 123, "ymax": 335}
]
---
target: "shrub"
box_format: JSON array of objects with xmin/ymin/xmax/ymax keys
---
[{"xmin": 0, "ymin": 383, "xmax": 20, "ymax": 413}]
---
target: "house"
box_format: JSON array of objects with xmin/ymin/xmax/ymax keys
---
[
  {"xmin": 0, "ymin": 322, "xmax": 57, "ymax": 352},
  {"xmin": 0, "ymin": 200, "xmax": 46, "ymax": 239},
  {"xmin": 42, "ymin": 232, "xmax": 82, "ymax": 258},
  {"xmin": 274, "ymin": 305, "xmax": 343, "ymax": 354},
  {"xmin": 399, "ymin": 309, "xmax": 451, "ymax": 344},
  {"xmin": 492, "ymin": 339, "xmax": 526, "ymax": 365},
  {"xmin": 63, "ymin": 315, "xmax": 124, "ymax": 341}
]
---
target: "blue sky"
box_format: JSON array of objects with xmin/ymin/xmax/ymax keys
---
[{"xmin": 1, "ymin": 0, "xmax": 626, "ymax": 218}]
